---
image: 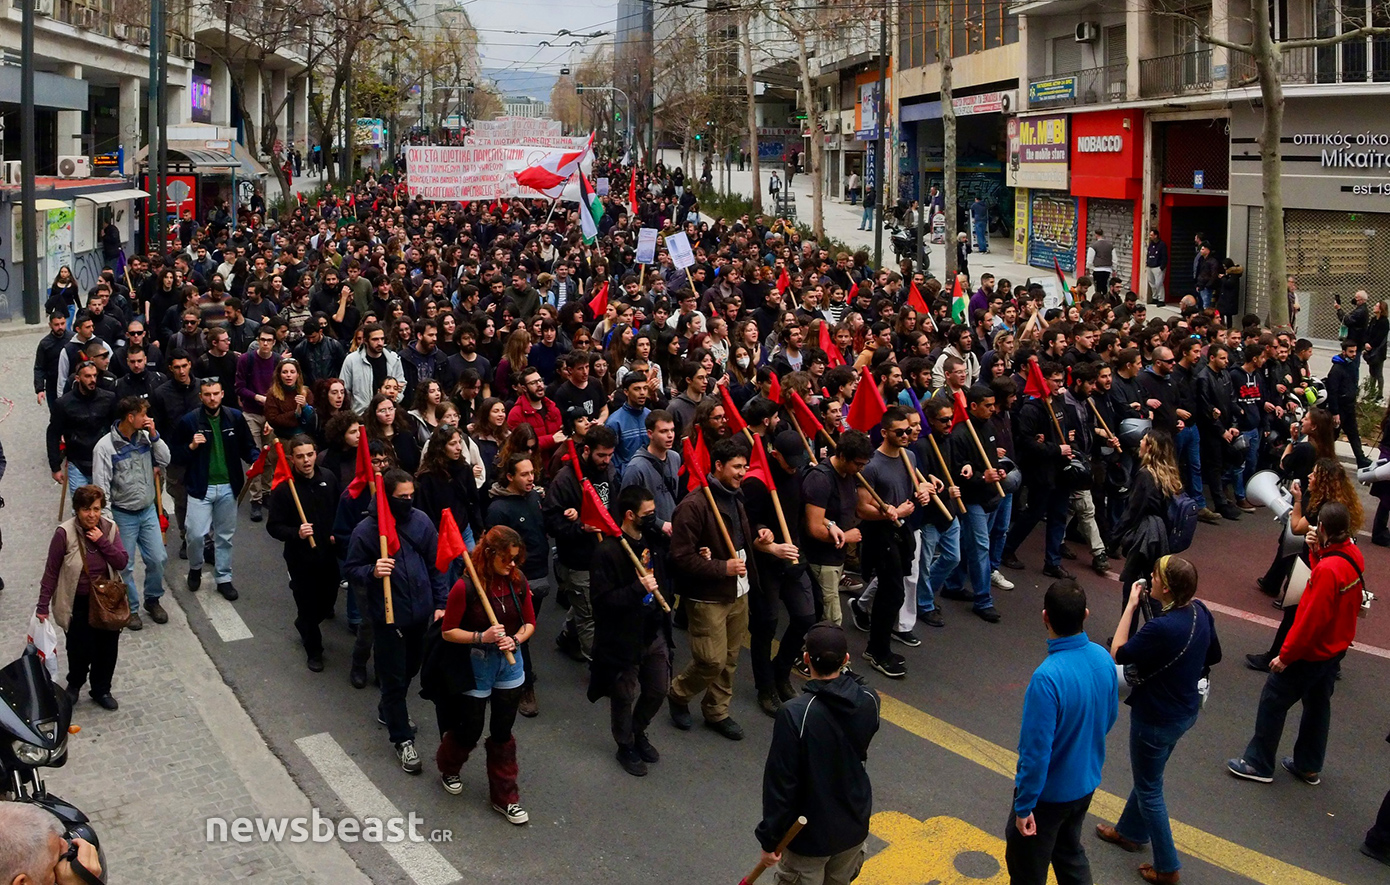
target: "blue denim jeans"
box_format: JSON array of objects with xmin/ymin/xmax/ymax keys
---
[
  {"xmin": 1198, "ymin": 287, "xmax": 1214, "ymax": 309},
  {"xmin": 1174, "ymin": 426, "xmax": 1205, "ymax": 509},
  {"xmin": 1228, "ymin": 428, "xmax": 1260, "ymax": 500},
  {"xmin": 973, "ymin": 218, "xmax": 989, "ymax": 252},
  {"xmin": 989, "ymin": 493, "xmax": 1013, "ymax": 573},
  {"xmin": 860, "ymin": 205, "xmax": 874, "ymax": 229},
  {"xmin": 960, "ymin": 503, "xmax": 996, "ymax": 610},
  {"xmin": 186, "ymin": 483, "xmax": 237, "ymax": 584},
  {"xmin": 111, "ymin": 503, "xmax": 168, "ymax": 608},
  {"xmin": 1005, "ymin": 486, "xmax": 1069, "ymax": 568},
  {"xmin": 1115, "ymin": 711, "xmax": 1199, "ymax": 875},
  {"xmin": 66, "ymin": 466, "xmax": 93, "ymax": 500},
  {"xmin": 916, "ymin": 520, "xmax": 961, "ymax": 613}
]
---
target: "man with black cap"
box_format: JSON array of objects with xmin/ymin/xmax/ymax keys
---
[{"xmin": 755, "ymin": 621, "xmax": 880, "ymax": 884}]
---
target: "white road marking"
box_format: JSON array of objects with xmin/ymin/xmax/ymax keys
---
[
  {"xmin": 192, "ymin": 587, "xmax": 254, "ymax": 641},
  {"xmin": 295, "ymin": 732, "xmax": 461, "ymax": 885},
  {"xmin": 1203, "ymin": 600, "xmax": 1390, "ymax": 660}
]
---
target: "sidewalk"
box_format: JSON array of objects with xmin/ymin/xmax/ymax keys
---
[
  {"xmin": 662, "ymin": 149, "xmax": 1038, "ymax": 285},
  {"xmin": 0, "ymin": 336, "xmax": 366, "ymax": 885}
]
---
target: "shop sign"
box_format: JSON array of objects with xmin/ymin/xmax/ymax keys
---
[
  {"xmin": 1028, "ymin": 77, "xmax": 1076, "ymax": 104},
  {"xmin": 1294, "ymin": 131, "xmax": 1390, "ymax": 169},
  {"xmin": 1018, "ymin": 116, "xmax": 1068, "ymax": 163},
  {"xmin": 953, "ymin": 91, "xmax": 1016, "ymax": 117},
  {"xmin": 1077, "ymin": 134, "xmax": 1123, "ymax": 153}
]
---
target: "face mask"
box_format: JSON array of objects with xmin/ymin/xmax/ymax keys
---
[
  {"xmin": 388, "ymin": 497, "xmax": 413, "ymax": 522},
  {"xmin": 737, "ymin": 356, "xmax": 751, "ymax": 370},
  {"xmin": 639, "ymin": 514, "xmax": 663, "ymax": 538}
]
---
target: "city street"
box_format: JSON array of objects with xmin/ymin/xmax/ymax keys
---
[{"xmin": 1, "ymin": 327, "xmax": 1388, "ymax": 884}]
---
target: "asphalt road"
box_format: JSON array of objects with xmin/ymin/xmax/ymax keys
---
[{"xmin": 167, "ymin": 454, "xmax": 1390, "ymax": 885}]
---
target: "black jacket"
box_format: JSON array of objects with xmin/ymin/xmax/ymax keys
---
[
  {"xmin": 485, "ymin": 483, "xmax": 549, "ymax": 582},
  {"xmin": 34, "ymin": 330, "xmax": 69, "ymax": 402},
  {"xmin": 587, "ymin": 534, "xmax": 667, "ymax": 700},
  {"xmin": 114, "ymin": 369, "xmax": 167, "ymax": 403},
  {"xmin": 266, "ymin": 466, "xmax": 341, "ymax": 562},
  {"xmin": 756, "ymin": 673, "xmax": 880, "ymax": 857},
  {"xmin": 543, "ymin": 459, "xmax": 616, "ymax": 571},
  {"xmin": 149, "ymin": 377, "xmax": 201, "ymax": 438},
  {"xmin": 1138, "ymin": 369, "xmax": 1178, "ymax": 435},
  {"xmin": 415, "ymin": 461, "xmax": 484, "ymax": 540},
  {"xmin": 1195, "ymin": 365, "xmax": 1234, "ymax": 434},
  {"xmin": 50, "ymin": 385, "xmax": 117, "ymax": 473},
  {"xmin": 951, "ymin": 416, "xmax": 1003, "ymax": 510},
  {"xmin": 1014, "ymin": 395, "xmax": 1068, "ymax": 489}
]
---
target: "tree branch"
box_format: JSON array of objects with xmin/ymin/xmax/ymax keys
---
[{"xmin": 1280, "ymin": 25, "xmax": 1390, "ymax": 51}]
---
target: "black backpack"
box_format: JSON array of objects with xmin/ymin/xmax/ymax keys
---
[{"xmin": 1166, "ymin": 491, "xmax": 1200, "ymax": 554}]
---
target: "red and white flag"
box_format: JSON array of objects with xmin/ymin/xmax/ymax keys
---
[{"xmin": 512, "ymin": 132, "xmax": 594, "ymax": 198}]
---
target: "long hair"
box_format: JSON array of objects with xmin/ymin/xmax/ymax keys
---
[
  {"xmin": 1303, "ymin": 407, "xmax": 1338, "ymax": 461},
  {"xmin": 363, "ymin": 392, "xmax": 412, "ymax": 440},
  {"xmin": 469, "ymin": 525, "xmax": 529, "ymax": 595},
  {"xmin": 502, "ymin": 325, "xmax": 531, "ymax": 369},
  {"xmin": 1308, "ymin": 458, "xmax": 1364, "ymax": 533},
  {"xmin": 270, "ymin": 358, "xmax": 308, "ymax": 401},
  {"xmin": 1140, "ymin": 430, "xmax": 1183, "ymax": 498},
  {"xmin": 473, "ymin": 396, "xmax": 508, "ymax": 441},
  {"xmin": 497, "ymin": 423, "xmax": 539, "ymax": 469},
  {"xmin": 417, "ymin": 424, "xmax": 462, "ymax": 480},
  {"xmin": 606, "ymin": 322, "xmax": 633, "ymax": 369}
]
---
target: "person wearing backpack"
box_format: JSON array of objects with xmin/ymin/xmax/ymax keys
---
[
  {"xmin": 1113, "ymin": 431, "xmax": 1186, "ymax": 638},
  {"xmin": 1097, "ymin": 556, "xmax": 1221, "ymax": 885},
  {"xmin": 1227, "ymin": 502, "xmax": 1365, "ymax": 785}
]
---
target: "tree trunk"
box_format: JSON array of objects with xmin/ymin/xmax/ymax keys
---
[
  {"xmin": 1252, "ymin": 0, "xmax": 1289, "ymax": 327},
  {"xmin": 741, "ymin": 15, "xmax": 762, "ymax": 213},
  {"xmin": 793, "ymin": 31, "xmax": 824, "ymax": 239},
  {"xmin": 939, "ymin": 2, "xmax": 957, "ymax": 279}
]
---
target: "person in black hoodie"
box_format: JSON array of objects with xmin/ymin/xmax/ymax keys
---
[
  {"xmin": 544, "ymin": 423, "xmax": 618, "ymax": 663},
  {"xmin": 486, "ymin": 453, "xmax": 551, "ymax": 718},
  {"xmin": 588, "ymin": 485, "xmax": 670, "ymax": 777},
  {"xmin": 1195, "ymin": 342, "xmax": 1242, "ymax": 521},
  {"xmin": 755, "ymin": 621, "xmax": 879, "ymax": 883},
  {"xmin": 266, "ymin": 435, "xmax": 341, "ymax": 672},
  {"xmin": 1327, "ymin": 338, "xmax": 1371, "ymax": 468}
]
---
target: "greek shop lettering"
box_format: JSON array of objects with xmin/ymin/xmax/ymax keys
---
[
  {"xmin": 1293, "ymin": 131, "xmax": 1390, "ymax": 168},
  {"xmin": 1076, "ymin": 135, "xmax": 1123, "ymax": 153}
]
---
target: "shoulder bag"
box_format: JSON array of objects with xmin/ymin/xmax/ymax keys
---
[{"xmin": 79, "ymin": 530, "xmax": 131, "ymax": 632}]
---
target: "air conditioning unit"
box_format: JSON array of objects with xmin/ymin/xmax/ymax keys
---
[
  {"xmin": 75, "ymin": 7, "xmax": 96, "ymax": 28},
  {"xmin": 2, "ymin": 161, "xmax": 21, "ymax": 185},
  {"xmin": 57, "ymin": 155, "xmax": 91, "ymax": 179},
  {"xmin": 169, "ymin": 35, "xmax": 184, "ymax": 57},
  {"xmin": 1075, "ymin": 21, "xmax": 1100, "ymax": 42},
  {"xmin": 133, "ymin": 26, "xmax": 150, "ymax": 45},
  {"xmin": 113, "ymin": 22, "xmax": 128, "ymax": 40},
  {"xmin": 34, "ymin": 0, "xmax": 53, "ymax": 15},
  {"xmin": 181, "ymin": 38, "xmax": 195, "ymax": 59}
]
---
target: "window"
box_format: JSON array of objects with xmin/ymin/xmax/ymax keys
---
[
  {"xmin": 1314, "ymin": 0, "xmax": 1388, "ymax": 81},
  {"xmin": 897, "ymin": 0, "xmax": 1017, "ymax": 68}
]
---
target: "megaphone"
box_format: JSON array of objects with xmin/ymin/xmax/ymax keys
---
[
  {"xmin": 1278, "ymin": 520, "xmax": 1307, "ymax": 559},
  {"xmin": 1358, "ymin": 458, "xmax": 1390, "ymax": 484},
  {"xmin": 1245, "ymin": 470, "xmax": 1292, "ymax": 520}
]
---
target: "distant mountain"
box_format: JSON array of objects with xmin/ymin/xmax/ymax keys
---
[{"xmin": 483, "ymin": 69, "xmax": 558, "ymax": 100}]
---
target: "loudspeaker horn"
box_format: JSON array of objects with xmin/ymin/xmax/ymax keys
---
[
  {"xmin": 1358, "ymin": 458, "xmax": 1390, "ymax": 484},
  {"xmin": 1245, "ymin": 470, "xmax": 1292, "ymax": 520}
]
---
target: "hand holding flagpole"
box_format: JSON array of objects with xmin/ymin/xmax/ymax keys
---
[{"xmin": 458, "ymin": 546, "xmax": 517, "ymax": 665}]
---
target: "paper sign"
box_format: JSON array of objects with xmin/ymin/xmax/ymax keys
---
[
  {"xmin": 666, "ymin": 231, "xmax": 695, "ymax": 269},
  {"xmin": 596, "ymin": 177, "xmax": 610, "ymax": 196},
  {"xmin": 635, "ymin": 228, "xmax": 659, "ymax": 264}
]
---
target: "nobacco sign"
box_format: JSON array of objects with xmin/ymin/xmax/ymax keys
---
[{"xmin": 1077, "ymin": 134, "xmax": 1123, "ymax": 153}]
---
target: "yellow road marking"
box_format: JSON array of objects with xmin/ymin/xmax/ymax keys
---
[
  {"xmin": 878, "ymin": 694, "xmax": 1346, "ymax": 885},
  {"xmin": 860, "ymin": 812, "xmax": 1058, "ymax": 885}
]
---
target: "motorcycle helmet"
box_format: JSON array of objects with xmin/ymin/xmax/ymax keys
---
[
  {"xmin": 1118, "ymin": 417, "xmax": 1151, "ymax": 450},
  {"xmin": 998, "ymin": 456, "xmax": 1023, "ymax": 495},
  {"xmin": 1302, "ymin": 378, "xmax": 1328, "ymax": 408}
]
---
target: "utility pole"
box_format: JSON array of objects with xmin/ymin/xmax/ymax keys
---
[
  {"xmin": 938, "ymin": 0, "xmax": 956, "ymax": 279},
  {"xmin": 157, "ymin": 0, "xmax": 168, "ymax": 246},
  {"xmin": 148, "ymin": 0, "xmax": 166, "ymax": 254},
  {"xmin": 871, "ymin": 10, "xmax": 887, "ymax": 269},
  {"xmin": 20, "ymin": 0, "xmax": 39, "ymax": 323}
]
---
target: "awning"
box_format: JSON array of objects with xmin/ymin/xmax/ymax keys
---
[
  {"xmin": 75, "ymin": 189, "xmax": 150, "ymax": 205},
  {"xmin": 136, "ymin": 145, "xmax": 270, "ymax": 179},
  {"xmin": 32, "ymin": 199, "xmax": 68, "ymax": 210}
]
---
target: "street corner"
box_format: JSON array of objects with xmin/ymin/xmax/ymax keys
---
[{"xmin": 862, "ymin": 811, "xmax": 1057, "ymax": 885}]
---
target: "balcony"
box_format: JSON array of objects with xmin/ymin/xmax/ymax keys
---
[
  {"xmin": 1138, "ymin": 50, "xmax": 1211, "ymax": 98},
  {"xmin": 1228, "ymin": 44, "xmax": 1390, "ymax": 86},
  {"xmin": 1026, "ymin": 64, "xmax": 1126, "ymax": 107}
]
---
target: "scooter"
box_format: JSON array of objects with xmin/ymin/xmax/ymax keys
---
[
  {"xmin": 0, "ymin": 646, "xmax": 106, "ymax": 876},
  {"xmin": 889, "ymin": 223, "xmax": 928, "ymax": 270}
]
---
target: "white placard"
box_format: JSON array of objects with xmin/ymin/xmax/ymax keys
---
[
  {"xmin": 666, "ymin": 231, "xmax": 695, "ymax": 269},
  {"xmin": 405, "ymin": 145, "xmax": 593, "ymax": 202},
  {"xmin": 635, "ymin": 228, "xmax": 659, "ymax": 265}
]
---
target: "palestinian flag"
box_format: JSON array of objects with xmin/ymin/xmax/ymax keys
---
[{"xmin": 579, "ymin": 171, "xmax": 604, "ymax": 245}]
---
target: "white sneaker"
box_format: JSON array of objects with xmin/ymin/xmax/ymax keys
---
[
  {"xmin": 395, "ymin": 740, "xmax": 422, "ymax": 774},
  {"xmin": 440, "ymin": 773, "xmax": 463, "ymax": 795},
  {"xmin": 493, "ymin": 802, "xmax": 529, "ymax": 825},
  {"xmin": 991, "ymin": 570, "xmax": 1015, "ymax": 591}
]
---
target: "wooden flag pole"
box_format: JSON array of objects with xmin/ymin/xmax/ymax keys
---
[
  {"xmin": 617, "ymin": 536, "xmax": 671, "ymax": 613},
  {"xmin": 962, "ymin": 418, "xmax": 1007, "ymax": 497},
  {"xmin": 902, "ymin": 448, "xmax": 953, "ymax": 520},
  {"xmin": 237, "ymin": 445, "xmax": 271, "ymax": 504},
  {"xmin": 813, "ymin": 425, "xmax": 903, "ymax": 526},
  {"xmin": 154, "ymin": 470, "xmax": 167, "ymax": 541},
  {"xmin": 791, "ymin": 421, "xmax": 819, "ymax": 466},
  {"xmin": 738, "ymin": 817, "xmax": 807, "ymax": 885},
  {"xmin": 926, "ymin": 435, "xmax": 968, "ymax": 514},
  {"xmin": 285, "ymin": 474, "xmax": 317, "ymax": 549},
  {"xmin": 1087, "ymin": 399, "xmax": 1120, "ymax": 451},
  {"xmin": 375, "ymin": 471, "xmax": 395, "ymax": 626},
  {"xmin": 638, "ymin": 263, "xmax": 645, "ymax": 288},
  {"xmin": 701, "ymin": 484, "xmax": 738, "ymax": 560},
  {"xmin": 57, "ymin": 460, "xmax": 68, "ymax": 522},
  {"xmin": 458, "ymin": 548, "xmax": 516, "ymax": 665},
  {"xmin": 684, "ymin": 266, "xmax": 697, "ymax": 295},
  {"xmin": 739, "ymin": 427, "xmax": 792, "ymax": 542}
]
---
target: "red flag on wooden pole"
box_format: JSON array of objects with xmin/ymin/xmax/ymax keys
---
[
  {"xmin": 907, "ymin": 280, "xmax": 930, "ymax": 315},
  {"xmin": 681, "ymin": 434, "xmax": 710, "ymax": 492},
  {"xmin": 818, "ymin": 321, "xmax": 846, "ymax": 367},
  {"xmin": 718, "ymin": 382, "xmax": 748, "ymax": 435},
  {"xmin": 579, "ymin": 480, "xmax": 622, "ymax": 537},
  {"xmin": 846, "ymin": 366, "xmax": 887, "ymax": 433},
  {"xmin": 786, "ymin": 389, "xmax": 825, "ymax": 440},
  {"xmin": 270, "ymin": 440, "xmax": 294, "ymax": 489},
  {"xmin": 347, "ymin": 436, "xmax": 373, "ymax": 498},
  {"xmin": 436, "ymin": 508, "xmax": 467, "ymax": 572},
  {"xmin": 1023, "ymin": 356, "xmax": 1051, "ymax": 400},
  {"xmin": 951, "ymin": 389, "xmax": 971, "ymax": 429},
  {"xmin": 767, "ymin": 371, "xmax": 783, "ymax": 405},
  {"xmin": 374, "ymin": 472, "xmax": 400, "ymax": 555}
]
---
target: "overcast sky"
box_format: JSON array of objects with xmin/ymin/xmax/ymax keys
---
[{"xmin": 465, "ymin": 0, "xmax": 618, "ymax": 76}]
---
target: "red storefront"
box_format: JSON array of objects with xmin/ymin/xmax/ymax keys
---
[{"xmin": 1069, "ymin": 109, "xmax": 1145, "ymax": 295}]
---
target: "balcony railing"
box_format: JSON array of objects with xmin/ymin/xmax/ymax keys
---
[
  {"xmin": 1026, "ymin": 64, "xmax": 1126, "ymax": 106},
  {"xmin": 1139, "ymin": 50, "xmax": 1211, "ymax": 98},
  {"xmin": 1228, "ymin": 44, "xmax": 1390, "ymax": 85}
]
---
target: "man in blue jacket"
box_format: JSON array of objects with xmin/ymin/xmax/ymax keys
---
[
  {"xmin": 345, "ymin": 468, "xmax": 448, "ymax": 776},
  {"xmin": 1005, "ymin": 579, "xmax": 1118, "ymax": 885}
]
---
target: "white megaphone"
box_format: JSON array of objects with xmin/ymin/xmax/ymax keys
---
[
  {"xmin": 1245, "ymin": 470, "xmax": 1292, "ymax": 521},
  {"xmin": 1358, "ymin": 458, "xmax": 1390, "ymax": 485}
]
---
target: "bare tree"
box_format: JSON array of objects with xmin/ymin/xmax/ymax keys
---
[
  {"xmin": 1176, "ymin": 2, "xmax": 1390, "ymax": 325},
  {"xmin": 938, "ymin": 0, "xmax": 957, "ymax": 278},
  {"xmin": 739, "ymin": 6, "xmax": 762, "ymax": 213}
]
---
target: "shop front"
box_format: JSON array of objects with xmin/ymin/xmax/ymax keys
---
[
  {"xmin": 1230, "ymin": 95, "xmax": 1390, "ymax": 340},
  {"xmin": 901, "ymin": 86, "xmax": 1015, "ymax": 235},
  {"xmin": 1068, "ymin": 108, "xmax": 1144, "ymax": 293},
  {"xmin": 1008, "ymin": 112, "xmax": 1074, "ymax": 272}
]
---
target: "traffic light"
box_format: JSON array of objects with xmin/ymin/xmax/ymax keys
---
[{"xmin": 615, "ymin": 109, "xmax": 622, "ymax": 122}]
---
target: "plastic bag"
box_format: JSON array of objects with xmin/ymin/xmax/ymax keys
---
[{"xmin": 26, "ymin": 614, "xmax": 59, "ymax": 680}]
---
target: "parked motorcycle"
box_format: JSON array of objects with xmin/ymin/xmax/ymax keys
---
[
  {"xmin": 0, "ymin": 646, "xmax": 106, "ymax": 876},
  {"xmin": 889, "ymin": 223, "xmax": 929, "ymax": 271}
]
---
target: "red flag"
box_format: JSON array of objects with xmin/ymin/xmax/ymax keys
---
[
  {"xmin": 767, "ymin": 371, "xmax": 783, "ymax": 405},
  {"xmin": 1023, "ymin": 356, "xmax": 1051, "ymax": 400},
  {"xmin": 952, "ymin": 389, "xmax": 970, "ymax": 429},
  {"xmin": 436, "ymin": 508, "xmax": 467, "ymax": 572},
  {"xmin": 296, "ymin": 192, "xmax": 306, "ymax": 206},
  {"xmin": 775, "ymin": 267, "xmax": 790, "ymax": 295},
  {"xmin": 587, "ymin": 281, "xmax": 610, "ymax": 317},
  {"xmin": 786, "ymin": 389, "xmax": 825, "ymax": 440},
  {"xmin": 245, "ymin": 445, "xmax": 270, "ymax": 478},
  {"xmin": 907, "ymin": 280, "xmax": 930, "ymax": 315},
  {"xmin": 347, "ymin": 192, "xmax": 355, "ymax": 208},
  {"xmin": 718, "ymin": 382, "xmax": 747, "ymax": 435},
  {"xmin": 818, "ymin": 321, "xmax": 846, "ymax": 367},
  {"xmin": 1053, "ymin": 255, "xmax": 1071, "ymax": 305},
  {"xmin": 271, "ymin": 440, "xmax": 294, "ymax": 489},
  {"xmin": 629, "ymin": 167, "xmax": 639, "ymax": 217},
  {"xmin": 374, "ymin": 472, "xmax": 400, "ymax": 555},
  {"xmin": 566, "ymin": 438, "xmax": 582, "ymax": 473},
  {"xmin": 348, "ymin": 437, "xmax": 373, "ymax": 498},
  {"xmin": 846, "ymin": 366, "xmax": 887, "ymax": 433},
  {"xmin": 745, "ymin": 435, "xmax": 776, "ymax": 492},
  {"xmin": 579, "ymin": 479, "xmax": 622, "ymax": 537},
  {"xmin": 681, "ymin": 434, "xmax": 710, "ymax": 492}
]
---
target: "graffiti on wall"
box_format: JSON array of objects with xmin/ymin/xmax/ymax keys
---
[{"xmin": 1028, "ymin": 191, "xmax": 1077, "ymax": 273}]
